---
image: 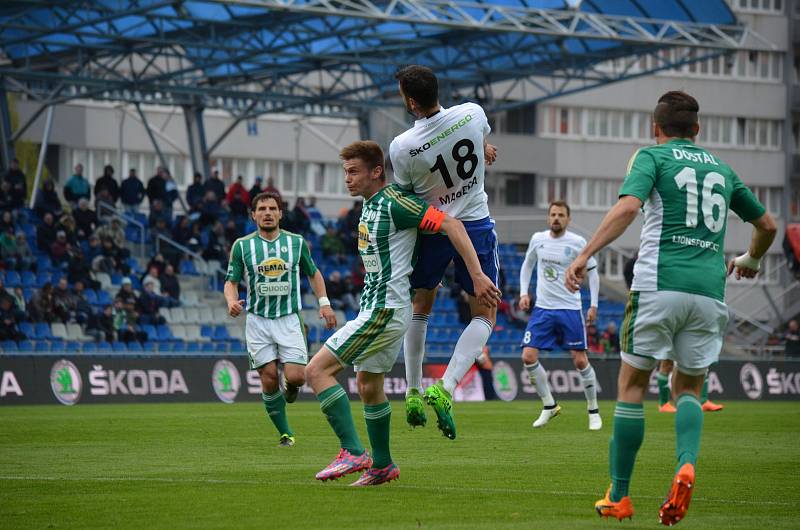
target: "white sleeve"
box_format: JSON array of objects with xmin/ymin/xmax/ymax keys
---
[
  {"xmin": 580, "ymin": 236, "xmax": 598, "ymax": 271},
  {"xmin": 478, "ymin": 104, "xmax": 491, "ymax": 137},
  {"xmin": 389, "ymin": 139, "xmax": 412, "ymax": 190},
  {"xmin": 588, "ymin": 267, "xmax": 600, "ymax": 307},
  {"xmin": 519, "ymin": 236, "xmax": 537, "ymax": 295}
]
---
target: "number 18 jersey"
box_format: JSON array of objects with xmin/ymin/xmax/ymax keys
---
[
  {"xmin": 389, "ymin": 102, "xmax": 491, "ymax": 222},
  {"xmin": 621, "ymin": 138, "xmax": 765, "ymax": 301}
]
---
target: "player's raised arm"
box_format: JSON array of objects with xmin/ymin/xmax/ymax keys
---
[
  {"xmin": 565, "ymin": 195, "xmax": 642, "ymax": 292},
  {"xmin": 518, "ymin": 236, "xmax": 537, "ymax": 311},
  {"xmin": 440, "ymin": 215, "xmax": 502, "ymax": 308}
]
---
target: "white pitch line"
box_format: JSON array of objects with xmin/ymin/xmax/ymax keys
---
[{"xmin": 0, "ymin": 475, "xmax": 794, "ymax": 507}]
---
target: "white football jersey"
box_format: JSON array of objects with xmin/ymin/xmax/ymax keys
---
[
  {"xmin": 389, "ymin": 102, "xmax": 491, "ymax": 221},
  {"xmin": 519, "ymin": 230, "xmax": 597, "ymax": 310}
]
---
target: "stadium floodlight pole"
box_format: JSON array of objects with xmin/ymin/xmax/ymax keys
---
[
  {"xmin": 293, "ymin": 118, "xmax": 301, "ymax": 203},
  {"xmin": 29, "ymin": 105, "xmax": 53, "ymax": 209}
]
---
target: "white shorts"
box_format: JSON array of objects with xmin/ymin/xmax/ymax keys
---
[
  {"xmin": 325, "ymin": 306, "xmax": 412, "ymax": 374},
  {"xmin": 620, "ymin": 290, "xmax": 728, "ymax": 375},
  {"xmin": 245, "ymin": 312, "xmax": 308, "ymax": 369}
]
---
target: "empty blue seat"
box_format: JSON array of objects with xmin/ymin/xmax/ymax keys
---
[
  {"xmin": 21, "ymin": 271, "xmax": 36, "ymax": 288},
  {"xmin": 36, "ymin": 271, "xmax": 51, "ymax": 288},
  {"xmin": 17, "ymin": 340, "xmax": 33, "ymax": 351},
  {"xmin": 200, "ymin": 325, "xmax": 213, "ymax": 339},
  {"xmin": 19, "ymin": 322, "xmax": 34, "ymax": 338},
  {"xmin": 34, "ymin": 322, "xmax": 54, "ymax": 340},
  {"xmin": 112, "ymin": 342, "xmax": 128, "ymax": 352},
  {"xmin": 111, "ymin": 273, "xmax": 122, "ymax": 285},
  {"xmin": 186, "ymin": 342, "xmax": 201, "ymax": 353},
  {"xmin": 229, "ymin": 339, "xmax": 244, "ymax": 352},
  {"xmin": 82, "ymin": 342, "xmax": 97, "ymax": 353},
  {"xmin": 212, "ymin": 326, "xmax": 229, "ymax": 340},
  {"xmin": 36, "ymin": 256, "xmax": 53, "ymax": 272},
  {"xmin": 156, "ymin": 342, "xmax": 172, "ymax": 353},
  {"xmin": 201, "ymin": 342, "xmax": 215, "ymax": 352},
  {"xmin": 31, "ymin": 340, "xmax": 50, "ymax": 353},
  {"xmin": 2, "ymin": 340, "xmax": 19, "ymax": 352},
  {"xmin": 142, "ymin": 341, "xmax": 155, "ymax": 352},
  {"xmin": 142, "ymin": 325, "xmax": 158, "ymax": 342},
  {"xmin": 214, "ymin": 342, "xmax": 228, "ymax": 353},
  {"xmin": 157, "ymin": 325, "xmax": 174, "ymax": 341},
  {"xmin": 5, "ymin": 271, "xmax": 21, "ymax": 287},
  {"xmin": 50, "ymin": 270, "xmax": 63, "ymax": 283},
  {"xmin": 65, "ymin": 341, "xmax": 81, "ymax": 353},
  {"xmin": 127, "ymin": 341, "xmax": 143, "ymax": 352},
  {"xmin": 50, "ymin": 341, "xmax": 65, "ymax": 352},
  {"xmin": 97, "ymin": 291, "xmax": 112, "ymax": 306},
  {"xmin": 84, "ymin": 289, "xmax": 98, "ymax": 304}
]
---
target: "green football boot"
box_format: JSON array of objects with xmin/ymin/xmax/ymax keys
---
[
  {"xmin": 405, "ymin": 389, "xmax": 427, "ymax": 428},
  {"xmin": 423, "ymin": 380, "xmax": 456, "ymax": 440}
]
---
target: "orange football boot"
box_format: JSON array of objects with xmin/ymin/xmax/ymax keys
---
[
  {"xmin": 659, "ymin": 463, "xmax": 695, "ymax": 526},
  {"xmin": 595, "ymin": 486, "xmax": 634, "ymax": 521},
  {"xmin": 701, "ymin": 400, "xmax": 723, "ymax": 412},
  {"xmin": 659, "ymin": 402, "xmax": 677, "ymax": 413}
]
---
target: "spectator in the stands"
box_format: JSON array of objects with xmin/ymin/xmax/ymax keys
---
[
  {"xmin": 226, "ymin": 175, "xmax": 250, "ymax": 219},
  {"xmin": 343, "ymin": 200, "xmax": 362, "ymax": 247},
  {"xmin": 0, "ymin": 226, "xmax": 17, "ymax": 266},
  {"xmin": 586, "ymin": 323, "xmax": 603, "ymax": 354},
  {"xmin": 224, "ymin": 219, "xmax": 238, "ymax": 245},
  {"xmin": 0, "ymin": 279, "xmax": 14, "ymax": 306},
  {"xmin": 12, "ymin": 286, "xmax": 26, "ymax": 314},
  {"xmin": 64, "ymin": 163, "xmax": 91, "ymax": 206},
  {"xmin": 29, "ymin": 283, "xmax": 56, "ymax": 323},
  {"xmin": 199, "ymin": 190, "xmax": 225, "ymax": 227},
  {"xmin": 351, "ymin": 260, "xmax": 365, "ymax": 292},
  {"xmin": 93, "ymin": 237, "xmax": 128, "ymax": 275},
  {"xmin": 50, "ymin": 230, "xmax": 71, "ymax": 261},
  {"xmin": 73, "ymin": 198, "xmax": 98, "ymax": 239},
  {"xmin": 94, "ymin": 164, "xmax": 119, "ymax": 206},
  {"xmin": 601, "ymin": 321, "xmax": 620, "ymax": 354},
  {"xmin": 86, "ymin": 233, "xmax": 102, "ymax": 262},
  {"xmin": 202, "ymin": 221, "xmax": 228, "ymax": 263},
  {"xmin": 120, "ymin": 168, "xmax": 145, "ymax": 214},
  {"xmin": 146, "ymin": 166, "xmax": 168, "ymax": 209},
  {"xmin": 186, "ymin": 172, "xmax": 205, "ymax": 211},
  {"xmin": 326, "ymin": 271, "xmax": 347, "ymax": 310},
  {"xmin": 113, "ymin": 299, "xmax": 147, "ymax": 344},
  {"xmin": 94, "ymin": 218, "xmax": 127, "ymax": 249},
  {"xmin": 4, "ymin": 158, "xmax": 27, "ymax": 209},
  {"xmin": 784, "ymin": 319, "xmax": 800, "ymax": 357},
  {"xmin": 142, "ymin": 265, "xmax": 162, "ymax": 296},
  {"xmin": 95, "ymin": 188, "xmax": 115, "ymax": 220},
  {"xmin": 292, "ymin": 197, "xmax": 310, "ymax": 234},
  {"xmin": 263, "ymin": 176, "xmax": 281, "ymax": 202},
  {"xmin": 279, "ymin": 200, "xmax": 298, "ymax": 232},
  {"xmin": 57, "ymin": 214, "xmax": 79, "ymax": 246},
  {"xmin": 248, "ymin": 176, "xmax": 264, "ymax": 201},
  {"xmin": 36, "ymin": 212, "xmax": 58, "ymax": 252},
  {"xmin": 307, "ymin": 196, "xmax": 321, "ymax": 218},
  {"xmin": 0, "ymin": 180, "xmax": 15, "ymax": 212},
  {"xmin": 171, "ymin": 216, "xmax": 192, "ymax": 246},
  {"xmin": 160, "ymin": 263, "xmax": 180, "ymax": 303},
  {"xmin": 52, "ymin": 277, "xmax": 76, "ymax": 323},
  {"xmin": 0, "ymin": 296, "xmax": 26, "ymax": 342},
  {"xmin": 33, "ymin": 179, "xmax": 63, "ymax": 218},
  {"xmin": 72, "ymin": 280, "xmax": 93, "ymax": 324},
  {"xmin": 204, "ymin": 170, "xmax": 226, "ymax": 202},
  {"xmin": 321, "ymin": 225, "xmax": 346, "ymax": 263},
  {"xmin": 339, "ymin": 274, "xmax": 359, "ymax": 312},
  {"xmin": 86, "ymin": 304, "xmax": 115, "ymax": 343},
  {"xmin": 164, "ymin": 169, "xmax": 180, "ymax": 218},
  {"xmin": 115, "ymin": 277, "xmax": 137, "ymax": 307},
  {"xmin": 623, "ymin": 251, "xmax": 638, "ymax": 290},
  {"xmin": 0, "ymin": 211, "xmax": 13, "ymax": 233},
  {"xmin": 137, "ymin": 279, "xmax": 167, "ymax": 325},
  {"xmin": 145, "ymin": 253, "xmax": 167, "ymax": 278},
  {"xmin": 68, "ymin": 247, "xmax": 99, "ymax": 290},
  {"xmin": 148, "ymin": 199, "xmax": 171, "ymax": 229}
]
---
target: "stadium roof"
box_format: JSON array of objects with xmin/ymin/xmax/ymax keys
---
[{"xmin": 0, "ymin": 0, "xmax": 764, "ymax": 118}]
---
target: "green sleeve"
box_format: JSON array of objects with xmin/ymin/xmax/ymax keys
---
[
  {"xmin": 619, "ymin": 148, "xmax": 656, "ymax": 202},
  {"xmin": 386, "ymin": 186, "xmax": 429, "ymax": 230},
  {"xmin": 225, "ymin": 240, "xmax": 244, "ymax": 283},
  {"xmin": 729, "ymin": 172, "xmax": 766, "ymax": 222},
  {"xmin": 298, "ymin": 240, "xmax": 318, "ymax": 277}
]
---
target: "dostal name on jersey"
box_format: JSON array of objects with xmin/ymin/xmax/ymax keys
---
[{"xmin": 672, "ymin": 148, "xmax": 719, "ymax": 166}]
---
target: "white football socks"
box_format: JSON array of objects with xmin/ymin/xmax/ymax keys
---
[
  {"xmin": 404, "ymin": 313, "xmax": 428, "ymax": 397},
  {"xmin": 579, "ymin": 364, "xmax": 599, "ymax": 412},
  {"xmin": 442, "ymin": 316, "xmax": 493, "ymax": 395},
  {"xmin": 525, "ymin": 361, "xmax": 555, "ymax": 407}
]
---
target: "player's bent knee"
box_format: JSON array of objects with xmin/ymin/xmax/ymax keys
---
[
  {"xmin": 521, "ymin": 348, "xmax": 539, "ymax": 365},
  {"xmin": 571, "ymin": 351, "xmax": 588, "ymax": 370}
]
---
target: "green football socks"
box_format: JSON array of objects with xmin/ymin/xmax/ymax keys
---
[
  {"xmin": 700, "ymin": 375, "xmax": 709, "ymax": 403},
  {"xmin": 675, "ymin": 393, "xmax": 703, "ymax": 472},
  {"xmin": 364, "ymin": 401, "xmax": 392, "ymax": 468},
  {"xmin": 609, "ymin": 402, "xmax": 645, "ymax": 502},
  {"xmin": 263, "ymin": 391, "xmax": 292, "ymax": 437},
  {"xmin": 317, "ymin": 384, "xmax": 365, "ymax": 456},
  {"xmin": 657, "ymin": 372, "xmax": 671, "ymax": 406}
]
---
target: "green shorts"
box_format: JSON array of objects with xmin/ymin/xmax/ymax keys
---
[
  {"xmin": 620, "ymin": 290, "xmax": 728, "ymax": 375},
  {"xmin": 325, "ymin": 306, "xmax": 411, "ymax": 374}
]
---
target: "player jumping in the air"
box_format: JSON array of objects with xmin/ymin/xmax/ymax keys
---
[
  {"xmin": 519, "ymin": 200, "xmax": 602, "ymax": 431},
  {"xmin": 225, "ymin": 192, "xmax": 337, "ymax": 447},
  {"xmin": 389, "ymin": 65, "xmax": 500, "ymax": 439},
  {"xmin": 305, "ymin": 141, "xmax": 499, "ymax": 486},
  {"xmin": 564, "ymin": 91, "xmax": 776, "ymax": 525}
]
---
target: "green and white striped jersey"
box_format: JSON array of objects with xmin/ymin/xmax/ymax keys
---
[
  {"xmin": 620, "ymin": 139, "xmax": 765, "ymax": 302},
  {"xmin": 225, "ymin": 230, "xmax": 318, "ymax": 318},
  {"xmin": 359, "ymin": 184, "xmax": 444, "ymax": 310}
]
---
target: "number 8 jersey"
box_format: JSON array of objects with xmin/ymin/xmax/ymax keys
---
[
  {"xmin": 621, "ymin": 138, "xmax": 765, "ymax": 301},
  {"xmin": 389, "ymin": 102, "xmax": 491, "ymax": 222}
]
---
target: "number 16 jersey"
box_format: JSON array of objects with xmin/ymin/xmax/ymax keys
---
[
  {"xmin": 621, "ymin": 138, "xmax": 765, "ymax": 302},
  {"xmin": 389, "ymin": 102, "xmax": 491, "ymax": 222}
]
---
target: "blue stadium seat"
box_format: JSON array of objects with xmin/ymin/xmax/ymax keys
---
[
  {"xmin": 17, "ymin": 340, "xmax": 33, "ymax": 352},
  {"xmin": 2, "ymin": 340, "xmax": 19, "ymax": 352},
  {"xmin": 50, "ymin": 270, "xmax": 63, "ymax": 283},
  {"xmin": 97, "ymin": 291, "xmax": 112, "ymax": 306},
  {"xmin": 111, "ymin": 273, "xmax": 122, "ymax": 285},
  {"xmin": 19, "ymin": 322, "xmax": 34, "ymax": 338},
  {"xmin": 200, "ymin": 325, "xmax": 213, "ymax": 339},
  {"xmin": 82, "ymin": 342, "xmax": 97, "ymax": 353},
  {"xmin": 112, "ymin": 342, "xmax": 128, "ymax": 352},
  {"xmin": 186, "ymin": 342, "xmax": 201, "ymax": 353},
  {"xmin": 157, "ymin": 325, "xmax": 174, "ymax": 341},
  {"xmin": 229, "ymin": 339, "xmax": 244, "ymax": 351},
  {"xmin": 37, "ymin": 255, "xmax": 53, "ymax": 272},
  {"xmin": 201, "ymin": 342, "xmax": 215, "ymax": 353},
  {"xmin": 31, "ymin": 340, "xmax": 50, "ymax": 353},
  {"xmin": 50, "ymin": 341, "xmax": 65, "ymax": 352},
  {"xmin": 97, "ymin": 341, "xmax": 112, "ymax": 351},
  {"xmin": 142, "ymin": 341, "xmax": 155, "ymax": 351},
  {"xmin": 34, "ymin": 322, "xmax": 54, "ymax": 340},
  {"xmin": 65, "ymin": 341, "xmax": 81, "ymax": 353},
  {"xmin": 156, "ymin": 342, "xmax": 172, "ymax": 353},
  {"xmin": 142, "ymin": 325, "xmax": 159, "ymax": 342},
  {"xmin": 127, "ymin": 341, "xmax": 143, "ymax": 353},
  {"xmin": 179, "ymin": 260, "xmax": 198, "ymax": 275},
  {"xmin": 21, "ymin": 271, "xmax": 36, "ymax": 288},
  {"xmin": 171, "ymin": 340, "xmax": 186, "ymax": 352},
  {"xmin": 84, "ymin": 289, "xmax": 98, "ymax": 305},
  {"xmin": 5, "ymin": 271, "xmax": 21, "ymax": 287},
  {"xmin": 36, "ymin": 271, "xmax": 51, "ymax": 288},
  {"xmin": 212, "ymin": 325, "xmax": 229, "ymax": 340},
  {"xmin": 214, "ymin": 342, "xmax": 228, "ymax": 353}
]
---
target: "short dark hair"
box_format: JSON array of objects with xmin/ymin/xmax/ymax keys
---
[
  {"xmin": 548, "ymin": 200, "xmax": 570, "ymax": 217},
  {"xmin": 654, "ymin": 91, "xmax": 699, "ymax": 138},
  {"xmin": 251, "ymin": 191, "xmax": 282, "ymax": 212},
  {"xmin": 340, "ymin": 141, "xmax": 385, "ymax": 180},
  {"xmin": 395, "ymin": 65, "xmax": 439, "ymax": 110}
]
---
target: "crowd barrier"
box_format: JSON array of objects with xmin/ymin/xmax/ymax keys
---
[{"xmin": 1, "ymin": 356, "xmax": 799, "ymax": 405}]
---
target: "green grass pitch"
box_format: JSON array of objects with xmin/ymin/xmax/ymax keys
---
[{"xmin": 1, "ymin": 400, "xmax": 799, "ymax": 529}]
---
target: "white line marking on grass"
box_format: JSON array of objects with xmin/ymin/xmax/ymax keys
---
[{"xmin": 0, "ymin": 475, "xmax": 793, "ymax": 507}]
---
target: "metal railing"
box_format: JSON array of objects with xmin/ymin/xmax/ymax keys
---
[
  {"xmin": 96, "ymin": 202, "xmax": 147, "ymax": 259},
  {"xmin": 153, "ymin": 233, "xmax": 226, "ymax": 289}
]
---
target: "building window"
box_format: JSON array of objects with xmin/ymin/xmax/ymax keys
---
[{"xmin": 505, "ymin": 173, "xmax": 536, "ymax": 206}]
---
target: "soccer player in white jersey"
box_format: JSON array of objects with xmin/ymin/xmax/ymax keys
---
[
  {"xmin": 565, "ymin": 91, "xmax": 776, "ymax": 524},
  {"xmin": 225, "ymin": 192, "xmax": 337, "ymax": 447},
  {"xmin": 305, "ymin": 141, "xmax": 499, "ymax": 486},
  {"xmin": 519, "ymin": 200, "xmax": 602, "ymax": 431},
  {"xmin": 389, "ymin": 65, "xmax": 500, "ymax": 440}
]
